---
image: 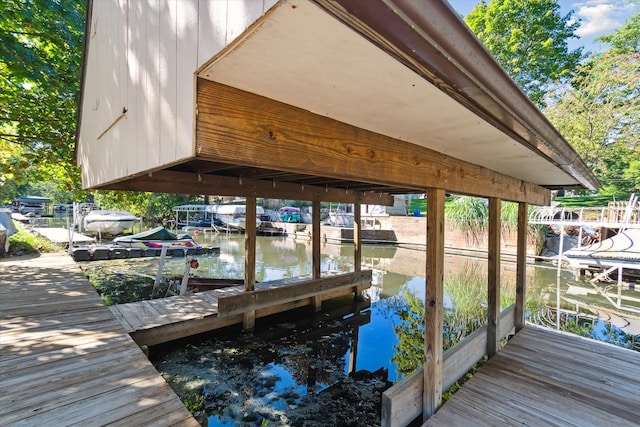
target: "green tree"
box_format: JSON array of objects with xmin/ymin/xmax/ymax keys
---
[
  {"xmin": 597, "ymin": 12, "xmax": 640, "ymax": 54},
  {"xmin": 0, "ymin": 0, "xmax": 86, "ymax": 197},
  {"xmin": 544, "ymin": 49, "xmax": 639, "ymax": 194},
  {"xmin": 465, "ymin": 0, "xmax": 583, "ymax": 106}
]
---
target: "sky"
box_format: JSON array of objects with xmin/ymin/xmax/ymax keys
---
[{"xmin": 447, "ymin": 0, "xmax": 639, "ymax": 54}]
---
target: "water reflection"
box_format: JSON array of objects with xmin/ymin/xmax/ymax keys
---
[{"xmin": 79, "ymin": 234, "xmax": 640, "ymax": 425}]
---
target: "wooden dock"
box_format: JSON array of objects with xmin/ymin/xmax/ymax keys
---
[
  {"xmin": 424, "ymin": 326, "xmax": 640, "ymax": 426},
  {"xmin": 32, "ymin": 227, "xmax": 95, "ymax": 245},
  {"xmin": 0, "ymin": 253, "xmax": 198, "ymax": 426},
  {"xmin": 109, "ymin": 270, "xmax": 372, "ymax": 347}
]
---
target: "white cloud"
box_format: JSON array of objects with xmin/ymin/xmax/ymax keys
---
[{"xmin": 571, "ymin": 1, "xmax": 635, "ymax": 37}]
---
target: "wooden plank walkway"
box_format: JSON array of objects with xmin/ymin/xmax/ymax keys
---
[
  {"xmin": 425, "ymin": 325, "xmax": 640, "ymax": 426},
  {"xmin": 32, "ymin": 227, "xmax": 96, "ymax": 244},
  {"xmin": 109, "ymin": 272, "xmax": 370, "ymax": 347},
  {"xmin": 0, "ymin": 253, "xmax": 198, "ymax": 427}
]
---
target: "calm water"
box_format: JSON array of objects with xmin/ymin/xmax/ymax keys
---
[{"xmin": 80, "ymin": 233, "xmax": 640, "ymax": 426}]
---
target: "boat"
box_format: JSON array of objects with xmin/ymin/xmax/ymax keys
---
[
  {"xmin": 14, "ymin": 196, "xmax": 52, "ymax": 216},
  {"xmin": 83, "ymin": 209, "xmax": 137, "ymax": 235},
  {"xmin": 208, "ymin": 204, "xmax": 263, "ymax": 231},
  {"xmin": 113, "ymin": 226, "xmax": 197, "ymax": 249},
  {"xmin": 562, "ymin": 228, "xmax": 640, "ymax": 271}
]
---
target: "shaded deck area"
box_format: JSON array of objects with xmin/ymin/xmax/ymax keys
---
[
  {"xmin": 0, "ymin": 253, "xmax": 197, "ymax": 426},
  {"xmin": 109, "ymin": 270, "xmax": 372, "ymax": 347},
  {"xmin": 425, "ymin": 326, "xmax": 640, "ymax": 426}
]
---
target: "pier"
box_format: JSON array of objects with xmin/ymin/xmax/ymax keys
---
[
  {"xmin": 109, "ymin": 270, "xmax": 371, "ymax": 347},
  {"xmin": 0, "ymin": 253, "xmax": 197, "ymax": 426},
  {"xmin": 424, "ymin": 326, "xmax": 640, "ymax": 426}
]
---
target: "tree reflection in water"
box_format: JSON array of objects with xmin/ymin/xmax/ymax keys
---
[{"xmin": 153, "ymin": 302, "xmax": 390, "ymax": 426}]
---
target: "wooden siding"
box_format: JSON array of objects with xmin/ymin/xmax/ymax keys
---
[
  {"xmin": 424, "ymin": 326, "xmax": 640, "ymax": 427},
  {"xmin": 78, "ymin": 0, "xmax": 276, "ymax": 188},
  {"xmin": 0, "ymin": 253, "xmax": 197, "ymax": 426},
  {"xmin": 195, "ymin": 79, "xmax": 550, "ymax": 205}
]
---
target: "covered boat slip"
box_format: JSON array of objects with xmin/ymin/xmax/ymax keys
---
[
  {"xmin": 75, "ymin": 0, "xmax": 604, "ymax": 425},
  {"xmin": 0, "ymin": 253, "xmax": 197, "ymax": 426}
]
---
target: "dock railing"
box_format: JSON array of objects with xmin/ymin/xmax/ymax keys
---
[
  {"xmin": 529, "ymin": 195, "xmax": 640, "ymax": 231},
  {"xmin": 380, "ymin": 305, "xmax": 516, "ymax": 427}
]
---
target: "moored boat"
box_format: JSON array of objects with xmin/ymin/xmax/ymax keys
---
[
  {"xmin": 83, "ymin": 210, "xmax": 137, "ymax": 235},
  {"xmin": 113, "ymin": 226, "xmax": 197, "ymax": 249},
  {"xmin": 208, "ymin": 204, "xmax": 263, "ymax": 231}
]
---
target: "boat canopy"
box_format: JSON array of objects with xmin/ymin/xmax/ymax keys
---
[
  {"xmin": 206, "ymin": 205, "xmax": 265, "ymax": 215},
  {"xmin": 121, "ymin": 226, "xmax": 184, "ymax": 241}
]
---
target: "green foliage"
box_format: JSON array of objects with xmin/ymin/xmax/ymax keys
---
[
  {"xmin": 554, "ymin": 194, "xmax": 631, "ymax": 208},
  {"xmin": 7, "ymin": 223, "xmax": 62, "ymax": 254},
  {"xmin": 445, "ymin": 196, "xmax": 488, "ymax": 244},
  {"xmin": 597, "ymin": 12, "xmax": 640, "ymax": 54},
  {"xmin": 0, "ymin": 0, "xmax": 87, "ymax": 199},
  {"xmin": 93, "ymin": 191, "xmax": 189, "ymax": 220},
  {"xmin": 465, "ymin": 0, "xmax": 582, "ymax": 106},
  {"xmin": 544, "ymin": 49, "xmax": 640, "ymax": 194}
]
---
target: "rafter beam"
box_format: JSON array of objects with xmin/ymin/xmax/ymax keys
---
[{"xmin": 102, "ymin": 170, "xmax": 395, "ymax": 206}]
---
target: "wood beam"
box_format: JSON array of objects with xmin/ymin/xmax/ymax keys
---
[
  {"xmin": 244, "ymin": 196, "xmax": 257, "ymax": 330},
  {"xmin": 353, "ymin": 197, "xmax": 362, "ymax": 272},
  {"xmin": 515, "ymin": 202, "xmax": 528, "ymax": 331},
  {"xmin": 103, "ymin": 170, "xmax": 395, "ymax": 206},
  {"xmin": 487, "ymin": 197, "xmax": 501, "ymax": 357},
  {"xmin": 424, "ymin": 187, "xmax": 444, "ymax": 419},
  {"xmin": 312, "ymin": 197, "xmax": 322, "ymax": 311},
  {"xmin": 196, "ymin": 79, "xmax": 550, "ymax": 205},
  {"xmin": 217, "ymin": 271, "xmax": 372, "ymax": 318}
]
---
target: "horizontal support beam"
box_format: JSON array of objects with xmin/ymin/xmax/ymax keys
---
[
  {"xmin": 218, "ymin": 270, "xmax": 372, "ymax": 318},
  {"xmin": 102, "ymin": 170, "xmax": 395, "ymax": 206},
  {"xmin": 381, "ymin": 305, "xmax": 516, "ymax": 427},
  {"xmin": 196, "ymin": 80, "xmax": 549, "ymax": 205}
]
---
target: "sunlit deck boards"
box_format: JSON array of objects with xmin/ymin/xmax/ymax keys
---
[
  {"xmin": 109, "ymin": 271, "xmax": 372, "ymax": 347},
  {"xmin": 425, "ymin": 326, "xmax": 640, "ymax": 427},
  {"xmin": 0, "ymin": 253, "xmax": 197, "ymax": 426},
  {"xmin": 32, "ymin": 227, "xmax": 96, "ymax": 245}
]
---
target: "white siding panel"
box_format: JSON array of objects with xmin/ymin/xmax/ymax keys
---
[
  {"xmin": 78, "ymin": 0, "xmax": 129, "ymax": 187},
  {"xmin": 129, "ymin": 0, "xmax": 149, "ymax": 176},
  {"xmin": 159, "ymin": 0, "xmax": 178, "ymax": 164},
  {"xmin": 145, "ymin": 1, "xmax": 161, "ymax": 169},
  {"xmin": 79, "ymin": 0, "xmax": 275, "ymax": 188},
  {"xmin": 176, "ymin": 0, "xmax": 199, "ymax": 158},
  {"xmin": 226, "ymin": 1, "xmax": 267, "ymax": 45},
  {"xmin": 197, "ymin": 0, "xmax": 228, "ymax": 68}
]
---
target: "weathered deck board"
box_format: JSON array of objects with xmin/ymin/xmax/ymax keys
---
[
  {"xmin": 0, "ymin": 253, "xmax": 198, "ymax": 427},
  {"xmin": 109, "ymin": 271, "xmax": 370, "ymax": 346},
  {"xmin": 425, "ymin": 326, "xmax": 640, "ymax": 426}
]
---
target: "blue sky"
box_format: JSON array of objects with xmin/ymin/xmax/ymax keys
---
[{"xmin": 447, "ymin": 0, "xmax": 639, "ymax": 54}]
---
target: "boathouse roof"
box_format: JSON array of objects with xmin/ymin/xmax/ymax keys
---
[{"xmin": 76, "ymin": 0, "xmax": 599, "ymax": 206}]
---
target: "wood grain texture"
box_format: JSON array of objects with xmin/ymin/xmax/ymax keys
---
[
  {"xmin": 0, "ymin": 253, "xmax": 197, "ymax": 426},
  {"xmin": 196, "ymin": 79, "xmax": 550, "ymax": 205},
  {"xmin": 487, "ymin": 198, "xmax": 501, "ymax": 357},
  {"xmin": 425, "ymin": 326, "xmax": 640, "ymax": 427},
  {"xmin": 424, "ymin": 188, "xmax": 444, "ymax": 419}
]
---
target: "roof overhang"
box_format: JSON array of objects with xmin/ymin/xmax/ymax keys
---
[{"xmin": 197, "ymin": 0, "xmax": 598, "ymax": 192}]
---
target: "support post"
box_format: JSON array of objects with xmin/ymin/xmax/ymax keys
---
[
  {"xmin": 244, "ymin": 196, "xmax": 257, "ymax": 330},
  {"xmin": 424, "ymin": 188, "xmax": 444, "ymax": 420},
  {"xmin": 487, "ymin": 197, "xmax": 501, "ymax": 357},
  {"xmin": 312, "ymin": 198, "xmax": 322, "ymax": 311},
  {"xmin": 152, "ymin": 245, "xmax": 168, "ymax": 298},
  {"xmin": 353, "ymin": 198, "xmax": 362, "ymax": 272},
  {"xmin": 515, "ymin": 202, "xmax": 528, "ymax": 331}
]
